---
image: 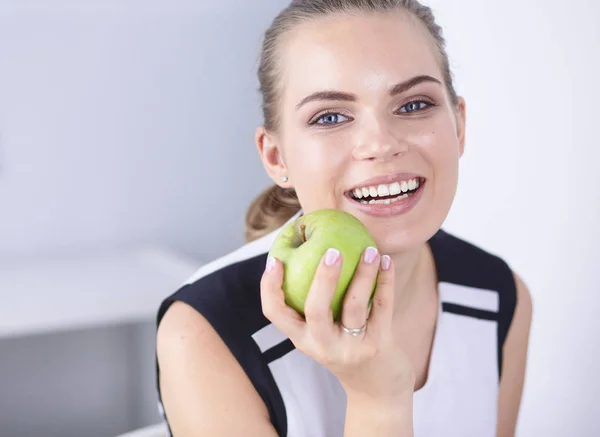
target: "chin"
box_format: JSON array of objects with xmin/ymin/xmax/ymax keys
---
[
  {"xmin": 368, "ymin": 218, "xmax": 441, "ymax": 255},
  {"xmin": 341, "ymin": 182, "xmax": 453, "ymax": 255}
]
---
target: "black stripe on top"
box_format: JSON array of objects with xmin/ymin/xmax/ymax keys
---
[
  {"xmin": 442, "ymin": 302, "xmax": 499, "ymax": 321},
  {"xmin": 263, "ymin": 339, "xmax": 296, "ymax": 364}
]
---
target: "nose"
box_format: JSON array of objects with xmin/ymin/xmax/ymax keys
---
[{"xmin": 352, "ymin": 117, "xmax": 408, "ymax": 162}]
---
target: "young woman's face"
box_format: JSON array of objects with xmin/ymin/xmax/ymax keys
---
[{"xmin": 266, "ymin": 11, "xmax": 466, "ymax": 252}]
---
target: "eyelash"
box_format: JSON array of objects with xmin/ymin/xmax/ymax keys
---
[{"xmin": 308, "ymin": 99, "xmax": 436, "ymax": 126}]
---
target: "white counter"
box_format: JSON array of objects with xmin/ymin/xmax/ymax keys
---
[{"xmin": 0, "ymin": 247, "xmax": 200, "ymax": 338}]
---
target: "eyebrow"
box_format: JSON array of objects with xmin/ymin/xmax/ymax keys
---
[{"xmin": 295, "ymin": 75, "xmax": 442, "ymax": 110}]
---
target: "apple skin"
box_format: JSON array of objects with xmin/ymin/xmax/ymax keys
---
[{"xmin": 268, "ymin": 209, "xmax": 378, "ymax": 321}]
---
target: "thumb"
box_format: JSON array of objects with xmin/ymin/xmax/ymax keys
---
[{"xmin": 261, "ymin": 255, "xmax": 284, "ymax": 297}]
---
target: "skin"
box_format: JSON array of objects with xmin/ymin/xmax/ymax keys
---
[{"xmin": 157, "ymin": 10, "xmax": 533, "ymax": 437}]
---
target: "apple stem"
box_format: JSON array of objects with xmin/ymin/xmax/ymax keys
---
[{"xmin": 300, "ymin": 224, "xmax": 307, "ymax": 243}]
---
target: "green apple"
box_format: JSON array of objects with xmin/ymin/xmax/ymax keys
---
[{"xmin": 268, "ymin": 209, "xmax": 378, "ymax": 321}]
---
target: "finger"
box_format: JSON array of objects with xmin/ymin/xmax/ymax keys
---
[
  {"xmin": 365, "ymin": 255, "xmax": 395, "ymax": 341},
  {"xmin": 303, "ymin": 248, "xmax": 342, "ymax": 342},
  {"xmin": 260, "ymin": 256, "xmax": 306, "ymax": 341},
  {"xmin": 340, "ymin": 246, "xmax": 379, "ymax": 333}
]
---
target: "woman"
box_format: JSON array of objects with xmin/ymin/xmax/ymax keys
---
[{"xmin": 156, "ymin": 1, "xmax": 533, "ymax": 436}]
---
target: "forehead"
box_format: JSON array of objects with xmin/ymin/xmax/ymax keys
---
[{"xmin": 280, "ymin": 11, "xmax": 442, "ymax": 101}]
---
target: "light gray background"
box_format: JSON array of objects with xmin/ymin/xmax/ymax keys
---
[
  {"xmin": 1, "ymin": 0, "xmax": 599, "ymax": 436},
  {"xmin": 0, "ymin": 1, "xmax": 288, "ymax": 436}
]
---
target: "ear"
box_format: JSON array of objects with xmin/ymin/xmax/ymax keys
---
[
  {"xmin": 255, "ymin": 126, "xmax": 291, "ymax": 188},
  {"xmin": 455, "ymin": 96, "xmax": 467, "ymax": 158}
]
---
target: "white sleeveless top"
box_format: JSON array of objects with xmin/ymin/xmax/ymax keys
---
[{"xmin": 156, "ymin": 212, "xmax": 517, "ymax": 437}]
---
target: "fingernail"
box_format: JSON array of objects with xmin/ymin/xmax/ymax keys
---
[
  {"xmin": 363, "ymin": 246, "xmax": 378, "ymax": 264},
  {"xmin": 381, "ymin": 255, "xmax": 391, "ymax": 271},
  {"xmin": 324, "ymin": 248, "xmax": 341, "ymax": 266},
  {"xmin": 265, "ymin": 256, "xmax": 276, "ymax": 273}
]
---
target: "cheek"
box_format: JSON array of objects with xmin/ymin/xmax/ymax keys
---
[
  {"xmin": 287, "ymin": 137, "xmax": 346, "ymax": 171},
  {"xmin": 405, "ymin": 119, "xmax": 461, "ymax": 207},
  {"xmin": 284, "ymin": 132, "xmax": 351, "ymax": 209},
  {"xmin": 411, "ymin": 117, "xmax": 461, "ymax": 175}
]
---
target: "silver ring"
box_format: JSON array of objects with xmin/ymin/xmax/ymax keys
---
[{"xmin": 341, "ymin": 322, "xmax": 367, "ymax": 337}]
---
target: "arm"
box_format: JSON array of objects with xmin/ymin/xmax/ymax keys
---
[
  {"xmin": 496, "ymin": 272, "xmax": 533, "ymax": 437},
  {"xmin": 156, "ymin": 301, "xmax": 279, "ymax": 437},
  {"xmin": 344, "ymin": 393, "xmax": 414, "ymax": 437}
]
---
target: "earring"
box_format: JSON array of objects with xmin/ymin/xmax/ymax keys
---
[{"xmin": 281, "ymin": 176, "xmax": 289, "ymax": 183}]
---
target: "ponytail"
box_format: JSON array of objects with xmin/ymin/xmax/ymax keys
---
[{"xmin": 245, "ymin": 185, "xmax": 301, "ymax": 242}]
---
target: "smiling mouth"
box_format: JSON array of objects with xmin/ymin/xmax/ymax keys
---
[{"xmin": 347, "ymin": 177, "xmax": 426, "ymax": 205}]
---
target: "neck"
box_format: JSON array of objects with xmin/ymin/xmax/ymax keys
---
[{"xmin": 389, "ymin": 243, "xmax": 431, "ymax": 317}]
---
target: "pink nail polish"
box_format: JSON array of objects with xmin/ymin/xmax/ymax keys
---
[
  {"xmin": 265, "ymin": 256, "xmax": 276, "ymax": 273},
  {"xmin": 363, "ymin": 247, "xmax": 378, "ymax": 264},
  {"xmin": 324, "ymin": 248, "xmax": 341, "ymax": 266},
  {"xmin": 381, "ymin": 255, "xmax": 391, "ymax": 271}
]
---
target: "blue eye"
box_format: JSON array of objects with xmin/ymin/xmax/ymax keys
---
[
  {"xmin": 398, "ymin": 100, "xmax": 433, "ymax": 114},
  {"xmin": 313, "ymin": 112, "xmax": 349, "ymax": 126}
]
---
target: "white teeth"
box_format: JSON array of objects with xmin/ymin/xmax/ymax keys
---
[
  {"xmin": 358, "ymin": 192, "xmax": 410, "ymax": 205},
  {"xmin": 410, "ymin": 178, "xmax": 421, "ymax": 190},
  {"xmin": 351, "ymin": 178, "xmax": 422, "ymax": 201},
  {"xmin": 389, "ymin": 182, "xmax": 401, "ymax": 195},
  {"xmin": 377, "ymin": 184, "xmax": 389, "ymax": 196}
]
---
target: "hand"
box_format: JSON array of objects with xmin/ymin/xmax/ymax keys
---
[{"xmin": 261, "ymin": 247, "xmax": 415, "ymax": 402}]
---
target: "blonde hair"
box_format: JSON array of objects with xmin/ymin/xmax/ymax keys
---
[{"xmin": 245, "ymin": 0, "xmax": 458, "ymax": 242}]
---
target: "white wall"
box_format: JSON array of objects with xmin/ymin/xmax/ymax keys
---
[
  {"xmin": 0, "ymin": 0, "xmax": 598, "ymax": 436},
  {"xmin": 427, "ymin": 0, "xmax": 600, "ymax": 436},
  {"xmin": 0, "ymin": 0, "xmax": 286, "ymax": 262}
]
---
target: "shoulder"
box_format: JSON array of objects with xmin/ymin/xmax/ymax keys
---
[
  {"xmin": 513, "ymin": 272, "xmax": 533, "ymax": 315},
  {"xmin": 431, "ymin": 227, "xmax": 520, "ymax": 311},
  {"xmin": 157, "ymin": 231, "xmax": 276, "ymax": 342},
  {"xmin": 431, "ymin": 229, "xmax": 527, "ymax": 378},
  {"xmin": 505, "ymin": 270, "xmax": 533, "ymax": 355},
  {"xmin": 156, "ymin": 300, "xmax": 222, "ymax": 368},
  {"xmin": 157, "ymin": 211, "xmax": 302, "ymax": 336},
  {"xmin": 156, "ymin": 224, "xmax": 296, "ymax": 437},
  {"xmin": 430, "ymin": 229, "xmax": 516, "ymax": 292},
  {"xmin": 155, "ymin": 235, "xmax": 272, "ymax": 391},
  {"xmin": 156, "ymin": 302, "xmax": 280, "ymax": 437}
]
